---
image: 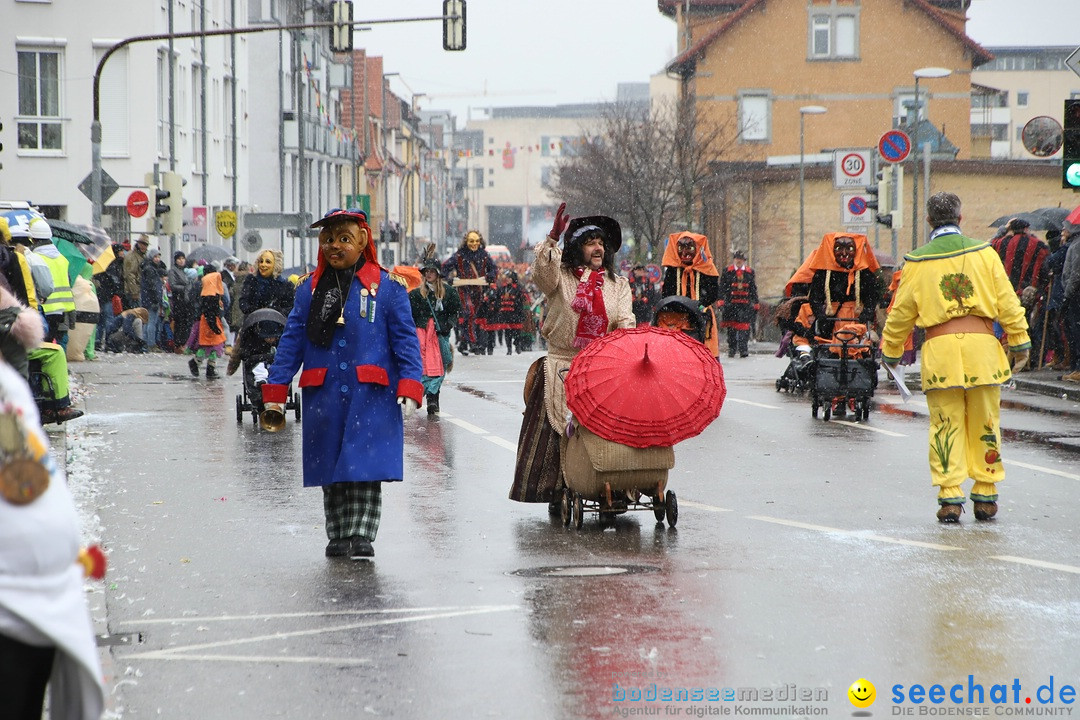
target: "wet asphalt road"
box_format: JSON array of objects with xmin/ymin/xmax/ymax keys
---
[{"xmin": 68, "ymin": 346, "xmax": 1080, "ymax": 719}]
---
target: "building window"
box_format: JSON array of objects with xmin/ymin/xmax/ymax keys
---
[
  {"xmin": 17, "ymin": 48, "xmax": 63, "ymax": 152},
  {"xmin": 808, "ymin": 2, "xmax": 859, "ymax": 60},
  {"xmin": 738, "ymin": 93, "xmax": 771, "ymax": 142},
  {"xmin": 1017, "ymin": 91, "xmax": 1029, "ymax": 107},
  {"xmin": 473, "ymin": 168, "xmax": 483, "ymax": 188}
]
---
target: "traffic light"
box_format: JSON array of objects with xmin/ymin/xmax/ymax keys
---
[
  {"xmin": 1062, "ymin": 99, "xmax": 1080, "ymax": 189},
  {"xmin": 153, "ymin": 186, "xmax": 169, "ymax": 217},
  {"xmin": 330, "ymin": 0, "xmax": 353, "ymax": 53},
  {"xmin": 888, "ymin": 166, "xmax": 904, "ymax": 230},
  {"xmin": 866, "ymin": 170, "xmax": 893, "ymax": 226},
  {"xmin": 159, "ymin": 171, "xmax": 185, "ymax": 235},
  {"xmin": 443, "ymin": 0, "xmax": 466, "ymax": 51}
]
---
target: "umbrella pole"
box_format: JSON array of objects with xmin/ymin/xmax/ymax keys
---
[{"xmin": 1037, "ymin": 274, "xmax": 1052, "ymax": 370}]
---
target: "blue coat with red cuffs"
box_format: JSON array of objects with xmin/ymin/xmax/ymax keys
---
[{"xmin": 262, "ymin": 260, "xmax": 424, "ymax": 487}]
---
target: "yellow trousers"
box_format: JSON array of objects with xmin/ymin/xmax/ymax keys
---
[{"xmin": 924, "ymin": 385, "xmax": 1002, "ymax": 503}]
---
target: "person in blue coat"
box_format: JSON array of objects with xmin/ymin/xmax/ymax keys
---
[{"xmin": 260, "ymin": 208, "xmax": 423, "ymax": 560}]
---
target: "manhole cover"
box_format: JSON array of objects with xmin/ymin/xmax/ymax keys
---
[{"xmin": 510, "ymin": 565, "xmax": 660, "ymax": 578}]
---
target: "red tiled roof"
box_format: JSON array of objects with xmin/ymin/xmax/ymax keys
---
[{"xmin": 666, "ymin": 0, "xmax": 992, "ymax": 75}]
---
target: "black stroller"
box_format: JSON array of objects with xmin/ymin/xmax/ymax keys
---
[
  {"xmin": 233, "ymin": 309, "xmax": 301, "ymax": 427},
  {"xmin": 809, "ymin": 327, "xmax": 879, "ymax": 421},
  {"xmin": 774, "ymin": 296, "xmax": 812, "ymax": 394},
  {"xmin": 652, "ymin": 295, "xmax": 708, "ymax": 344}
]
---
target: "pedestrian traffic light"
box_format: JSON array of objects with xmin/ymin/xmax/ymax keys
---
[
  {"xmin": 865, "ymin": 170, "xmax": 893, "ymax": 226},
  {"xmin": 159, "ymin": 171, "xmax": 186, "ymax": 236},
  {"xmin": 330, "ymin": 0, "xmax": 353, "ymax": 53},
  {"xmin": 442, "ymin": 0, "xmax": 466, "ymax": 51},
  {"xmin": 1062, "ymin": 99, "xmax": 1080, "ymax": 189}
]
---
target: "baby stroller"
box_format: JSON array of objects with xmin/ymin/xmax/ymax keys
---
[
  {"xmin": 809, "ymin": 325, "xmax": 879, "ymax": 421},
  {"xmin": 774, "ymin": 296, "xmax": 811, "ymax": 394},
  {"xmin": 233, "ymin": 309, "xmax": 301, "ymax": 427},
  {"xmin": 652, "ymin": 295, "xmax": 707, "ymax": 345}
]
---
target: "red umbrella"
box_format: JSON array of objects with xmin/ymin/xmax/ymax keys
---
[
  {"xmin": 1066, "ymin": 205, "xmax": 1080, "ymax": 226},
  {"xmin": 565, "ymin": 326, "xmax": 725, "ymax": 448}
]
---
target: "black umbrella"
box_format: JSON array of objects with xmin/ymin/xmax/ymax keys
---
[
  {"xmin": 48, "ymin": 219, "xmax": 94, "ymax": 245},
  {"xmin": 187, "ymin": 244, "xmax": 234, "ymax": 264},
  {"xmin": 988, "ymin": 211, "xmax": 1062, "ymax": 232},
  {"xmin": 1032, "ymin": 207, "xmax": 1069, "ymax": 228}
]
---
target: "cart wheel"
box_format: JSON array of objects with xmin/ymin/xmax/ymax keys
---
[
  {"xmin": 653, "ymin": 493, "xmax": 666, "ymax": 523},
  {"xmin": 775, "ymin": 379, "xmax": 783, "ymax": 392},
  {"xmin": 574, "ymin": 494, "xmax": 584, "ymax": 530},
  {"xmin": 823, "ymin": 404, "xmax": 831, "ymax": 421},
  {"xmin": 560, "ymin": 486, "xmax": 573, "ymax": 527},
  {"xmin": 811, "ymin": 400, "xmax": 819, "ymax": 418},
  {"xmin": 293, "ymin": 393, "xmax": 302, "ymax": 422},
  {"xmin": 235, "ymin": 394, "xmax": 244, "ymax": 424},
  {"xmin": 862, "ymin": 400, "xmax": 871, "ymax": 421},
  {"xmin": 665, "ymin": 491, "xmax": 678, "ymax": 528}
]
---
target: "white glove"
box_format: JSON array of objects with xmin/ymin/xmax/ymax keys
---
[
  {"xmin": 796, "ymin": 344, "xmax": 811, "ymax": 357},
  {"xmin": 252, "ymin": 362, "xmax": 269, "ymax": 384},
  {"xmin": 399, "ymin": 397, "xmax": 419, "ymax": 419}
]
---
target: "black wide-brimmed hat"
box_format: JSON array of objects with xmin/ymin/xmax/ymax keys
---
[{"xmin": 563, "ymin": 215, "xmax": 622, "ymax": 252}]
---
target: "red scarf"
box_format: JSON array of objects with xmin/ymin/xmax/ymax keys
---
[{"xmin": 571, "ymin": 268, "xmax": 608, "ymax": 348}]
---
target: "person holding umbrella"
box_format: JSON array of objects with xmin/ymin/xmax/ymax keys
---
[{"xmin": 510, "ymin": 203, "xmax": 635, "ymax": 510}]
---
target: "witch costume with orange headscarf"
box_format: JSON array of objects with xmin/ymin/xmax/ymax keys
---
[
  {"xmin": 789, "ymin": 232, "xmax": 882, "ymax": 349},
  {"xmin": 661, "ymin": 232, "xmax": 721, "ymax": 358}
]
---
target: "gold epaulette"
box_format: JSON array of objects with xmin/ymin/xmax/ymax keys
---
[
  {"xmin": 297, "ymin": 272, "xmax": 313, "ymax": 284},
  {"xmin": 388, "ymin": 272, "xmax": 409, "ymax": 288}
]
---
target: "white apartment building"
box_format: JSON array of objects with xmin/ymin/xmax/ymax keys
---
[
  {"xmin": 970, "ymin": 46, "xmax": 1080, "ymax": 160},
  {"xmin": 1, "ymin": 0, "xmax": 353, "ymax": 267}
]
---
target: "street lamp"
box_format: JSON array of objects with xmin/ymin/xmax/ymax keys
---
[
  {"xmin": 910, "ymin": 66, "xmax": 952, "ymax": 249},
  {"xmin": 799, "ymin": 105, "xmax": 827, "ymax": 263},
  {"xmin": 381, "ymin": 72, "xmax": 399, "ymax": 264}
]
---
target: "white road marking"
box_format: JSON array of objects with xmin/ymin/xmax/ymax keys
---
[
  {"xmin": 440, "ymin": 415, "xmax": 490, "ymax": 435},
  {"xmin": 122, "ymin": 606, "xmax": 514, "ymax": 625},
  {"xmin": 679, "ymin": 500, "xmax": 733, "ymax": 513},
  {"xmin": 746, "ymin": 515, "xmax": 961, "ymax": 551},
  {"xmin": 1004, "ymin": 459, "xmax": 1080, "ymax": 482},
  {"xmin": 877, "ymin": 396, "xmax": 929, "ymax": 409},
  {"xmin": 829, "ymin": 420, "xmax": 907, "ymax": 437},
  {"xmin": 726, "ymin": 398, "xmax": 779, "ymax": 409},
  {"xmin": 992, "ymin": 556, "xmax": 1080, "ymax": 575},
  {"xmin": 484, "ymin": 435, "xmax": 519, "ymax": 452},
  {"xmin": 123, "ymin": 606, "xmax": 520, "ymax": 663}
]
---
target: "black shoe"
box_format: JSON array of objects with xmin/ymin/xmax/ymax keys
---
[
  {"xmin": 325, "ymin": 538, "xmax": 350, "ymax": 557},
  {"xmin": 206, "ymin": 365, "xmax": 218, "ymax": 379},
  {"xmin": 740, "ymin": 353, "xmax": 749, "ymax": 358},
  {"xmin": 349, "ymin": 536, "xmax": 374, "ymax": 559},
  {"xmin": 40, "ymin": 407, "xmax": 84, "ymax": 425},
  {"xmin": 188, "ymin": 358, "xmax": 199, "ymax": 377},
  {"xmin": 458, "ymin": 346, "xmax": 469, "ymax": 356}
]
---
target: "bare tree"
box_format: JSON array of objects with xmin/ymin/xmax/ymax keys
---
[{"xmin": 553, "ymin": 98, "xmax": 740, "ymax": 262}]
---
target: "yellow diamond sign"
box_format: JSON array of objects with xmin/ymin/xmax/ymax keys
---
[{"xmin": 215, "ymin": 210, "xmax": 238, "ymax": 239}]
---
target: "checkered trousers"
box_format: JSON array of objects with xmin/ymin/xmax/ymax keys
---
[{"xmin": 322, "ymin": 482, "xmax": 382, "ymax": 541}]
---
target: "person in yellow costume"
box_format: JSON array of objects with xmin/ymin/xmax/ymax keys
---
[{"xmin": 881, "ymin": 192, "xmax": 1030, "ymax": 523}]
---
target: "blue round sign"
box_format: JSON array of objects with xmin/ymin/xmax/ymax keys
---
[
  {"xmin": 848, "ymin": 196, "xmax": 867, "ymax": 215},
  {"xmin": 878, "ymin": 130, "xmax": 911, "ymax": 164}
]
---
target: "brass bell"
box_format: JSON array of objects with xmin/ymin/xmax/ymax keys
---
[{"xmin": 259, "ymin": 402, "xmax": 286, "ymax": 432}]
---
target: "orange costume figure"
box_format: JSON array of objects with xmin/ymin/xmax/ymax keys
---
[
  {"xmin": 661, "ymin": 232, "xmax": 721, "ymax": 358},
  {"xmin": 188, "ymin": 269, "xmax": 227, "ymax": 378},
  {"xmin": 787, "ymin": 233, "xmax": 882, "ymax": 352}
]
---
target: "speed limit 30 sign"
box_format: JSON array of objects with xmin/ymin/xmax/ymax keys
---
[{"xmin": 833, "ymin": 148, "xmax": 872, "ymax": 189}]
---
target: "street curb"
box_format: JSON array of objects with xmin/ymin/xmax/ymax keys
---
[{"xmin": 1013, "ymin": 377, "xmax": 1080, "ymax": 402}]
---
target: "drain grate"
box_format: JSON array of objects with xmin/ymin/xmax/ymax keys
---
[{"xmin": 510, "ymin": 565, "xmax": 660, "ymax": 578}]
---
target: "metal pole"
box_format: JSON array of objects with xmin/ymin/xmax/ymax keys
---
[
  {"xmin": 230, "ymin": 0, "xmax": 238, "ymax": 255},
  {"xmin": 799, "ymin": 113, "xmax": 806, "ymax": 264},
  {"xmin": 911, "ymin": 76, "xmax": 920, "ymax": 250},
  {"xmin": 296, "ymin": 29, "xmax": 307, "ymax": 271},
  {"xmin": 382, "ymin": 77, "xmax": 389, "ymax": 264}
]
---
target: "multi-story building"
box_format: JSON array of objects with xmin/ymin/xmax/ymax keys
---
[
  {"xmin": 970, "ymin": 46, "xmax": 1080, "ymax": 160},
  {"xmin": 658, "ymin": 0, "xmax": 1079, "ymax": 298},
  {"xmin": 1, "ymin": 0, "xmax": 357, "ymax": 268},
  {"xmin": 456, "ymin": 84, "xmax": 650, "ymax": 261}
]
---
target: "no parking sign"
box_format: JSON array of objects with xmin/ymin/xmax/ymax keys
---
[{"xmin": 841, "ymin": 192, "xmax": 871, "ymax": 227}]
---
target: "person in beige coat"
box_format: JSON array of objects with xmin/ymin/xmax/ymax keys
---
[{"xmin": 510, "ymin": 204, "xmax": 635, "ymax": 507}]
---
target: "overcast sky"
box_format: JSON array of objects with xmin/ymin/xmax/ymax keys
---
[{"xmin": 356, "ymin": 0, "xmax": 1080, "ymax": 126}]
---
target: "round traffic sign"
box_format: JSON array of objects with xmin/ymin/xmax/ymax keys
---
[
  {"xmin": 841, "ymin": 153, "xmax": 866, "ymax": 178},
  {"xmin": 848, "ymin": 196, "xmax": 867, "ymax": 215},
  {"xmin": 126, "ymin": 190, "xmax": 149, "ymax": 218},
  {"xmin": 878, "ymin": 130, "xmax": 911, "ymax": 163}
]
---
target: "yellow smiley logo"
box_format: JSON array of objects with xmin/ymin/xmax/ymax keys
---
[{"xmin": 848, "ymin": 678, "xmax": 876, "ymax": 709}]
